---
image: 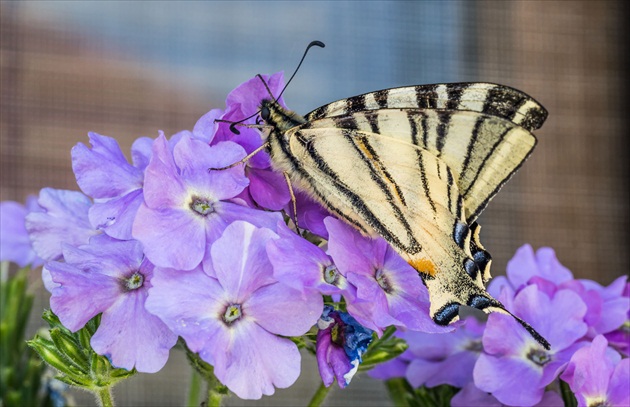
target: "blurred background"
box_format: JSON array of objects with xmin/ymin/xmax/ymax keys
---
[{"xmin": 1, "ymin": 1, "xmax": 628, "ymax": 405}]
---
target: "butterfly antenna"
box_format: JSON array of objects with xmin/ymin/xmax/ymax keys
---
[
  {"xmin": 276, "ymin": 40, "xmax": 325, "ymax": 101},
  {"xmin": 216, "ymin": 40, "xmax": 325, "ymax": 135}
]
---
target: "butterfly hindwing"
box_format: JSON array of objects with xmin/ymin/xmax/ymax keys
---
[{"xmin": 276, "ymin": 126, "xmax": 496, "ymax": 321}]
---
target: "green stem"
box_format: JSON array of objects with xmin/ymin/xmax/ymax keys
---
[
  {"xmin": 181, "ymin": 340, "xmax": 227, "ymax": 406},
  {"xmin": 187, "ymin": 370, "xmax": 201, "ymax": 407},
  {"xmin": 206, "ymin": 385, "xmax": 224, "ymax": 407},
  {"xmin": 96, "ymin": 387, "xmax": 114, "ymax": 407},
  {"xmin": 307, "ymin": 382, "xmax": 331, "ymax": 407},
  {"xmin": 559, "ymin": 379, "xmax": 577, "ymax": 407},
  {"xmin": 205, "ymin": 368, "xmax": 229, "ymax": 407}
]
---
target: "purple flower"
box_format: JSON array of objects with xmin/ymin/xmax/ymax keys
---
[
  {"xmin": 506, "ymin": 245, "xmax": 574, "ymax": 289},
  {"xmin": 604, "ymin": 282, "xmax": 629, "ymax": 355},
  {"xmin": 132, "ymin": 133, "xmax": 282, "ymax": 271},
  {"xmin": 266, "ymin": 222, "xmax": 353, "ymax": 298},
  {"xmin": 405, "ymin": 316, "xmax": 485, "ymax": 388},
  {"xmin": 25, "ymin": 188, "xmax": 100, "ymax": 262},
  {"xmin": 474, "ymin": 285, "xmax": 588, "ymax": 406},
  {"xmin": 212, "ymin": 73, "xmax": 291, "ymax": 211},
  {"xmin": 493, "ymin": 246, "xmax": 629, "ymax": 343},
  {"xmin": 145, "ymin": 221, "xmax": 323, "ymax": 399},
  {"xmin": 325, "ymin": 217, "xmax": 451, "ymax": 335},
  {"xmin": 45, "ymin": 235, "xmax": 177, "ymax": 373},
  {"xmin": 316, "ymin": 306, "xmax": 374, "ymax": 388},
  {"xmin": 577, "ymin": 276, "xmax": 629, "ymax": 338},
  {"xmin": 451, "ymin": 383, "xmax": 564, "ymax": 407},
  {"xmin": 488, "ymin": 245, "xmax": 574, "ymax": 299},
  {"xmin": 0, "ymin": 196, "xmax": 43, "ymax": 268},
  {"xmin": 367, "ymin": 352, "xmax": 412, "ymax": 380},
  {"xmin": 561, "ymin": 335, "xmax": 629, "ymax": 407},
  {"xmin": 173, "ymin": 109, "xmax": 224, "ymax": 144},
  {"xmin": 72, "ymin": 132, "xmax": 151, "ymax": 240}
]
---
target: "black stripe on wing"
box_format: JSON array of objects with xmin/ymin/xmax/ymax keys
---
[
  {"xmin": 292, "ymin": 131, "xmax": 422, "ymax": 254},
  {"xmin": 347, "ymin": 132, "xmax": 407, "ymax": 207},
  {"xmin": 268, "ymin": 130, "xmax": 369, "ymax": 235}
]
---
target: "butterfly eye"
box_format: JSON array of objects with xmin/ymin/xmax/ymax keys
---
[
  {"xmin": 260, "ymin": 105, "xmax": 271, "ymax": 122},
  {"xmin": 433, "ymin": 302, "xmax": 460, "ymax": 326}
]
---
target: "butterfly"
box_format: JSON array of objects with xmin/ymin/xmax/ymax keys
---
[{"xmin": 226, "ymin": 42, "xmax": 550, "ymax": 349}]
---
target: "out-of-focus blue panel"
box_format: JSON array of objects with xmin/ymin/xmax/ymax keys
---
[{"xmin": 19, "ymin": 1, "xmax": 469, "ymax": 114}]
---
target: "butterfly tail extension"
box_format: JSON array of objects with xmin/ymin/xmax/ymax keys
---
[
  {"xmin": 414, "ymin": 256, "xmax": 551, "ymax": 350},
  {"xmin": 474, "ymin": 298, "xmax": 551, "ymax": 351}
]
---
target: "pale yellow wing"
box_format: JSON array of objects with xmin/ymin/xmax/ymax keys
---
[
  {"xmin": 298, "ymin": 109, "xmax": 537, "ymax": 223},
  {"xmin": 279, "ymin": 126, "xmax": 507, "ymax": 327}
]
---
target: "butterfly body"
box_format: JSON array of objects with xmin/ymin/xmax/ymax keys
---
[{"xmin": 260, "ymin": 82, "xmax": 549, "ymax": 348}]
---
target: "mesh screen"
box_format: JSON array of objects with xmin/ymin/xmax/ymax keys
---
[{"xmin": 1, "ymin": 1, "xmax": 627, "ymax": 405}]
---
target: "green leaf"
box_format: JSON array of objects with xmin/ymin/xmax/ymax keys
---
[
  {"xmin": 1, "ymin": 267, "xmax": 56, "ymax": 407},
  {"xmin": 29, "ymin": 310, "xmax": 136, "ymax": 402},
  {"xmin": 49, "ymin": 327, "xmax": 90, "ymax": 371},
  {"xmin": 359, "ymin": 327, "xmax": 408, "ymax": 371},
  {"xmin": 385, "ymin": 378, "xmax": 423, "ymax": 407}
]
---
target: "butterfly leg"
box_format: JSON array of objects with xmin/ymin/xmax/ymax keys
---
[
  {"xmin": 282, "ymin": 171, "xmax": 302, "ymax": 234},
  {"xmin": 208, "ymin": 141, "xmax": 270, "ymax": 171}
]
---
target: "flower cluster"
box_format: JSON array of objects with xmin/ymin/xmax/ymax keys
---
[
  {"xmin": 3, "ymin": 72, "xmax": 628, "ymax": 405},
  {"xmin": 2, "ymin": 72, "xmax": 450, "ymax": 400},
  {"xmin": 370, "ymin": 244, "xmax": 629, "ymax": 406}
]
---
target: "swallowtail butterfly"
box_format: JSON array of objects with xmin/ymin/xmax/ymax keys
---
[{"xmin": 237, "ymin": 41, "xmax": 550, "ymax": 349}]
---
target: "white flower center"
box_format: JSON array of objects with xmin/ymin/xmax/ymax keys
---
[
  {"xmin": 125, "ymin": 272, "xmax": 144, "ymax": 290},
  {"xmin": 190, "ymin": 196, "xmax": 215, "ymax": 216},
  {"xmin": 222, "ymin": 304, "xmax": 242, "ymax": 325}
]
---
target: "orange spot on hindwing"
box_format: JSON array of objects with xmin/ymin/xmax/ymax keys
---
[{"xmin": 409, "ymin": 258, "xmax": 436, "ymax": 277}]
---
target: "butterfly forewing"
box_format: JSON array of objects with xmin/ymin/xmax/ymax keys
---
[
  {"xmin": 305, "ymin": 83, "xmax": 547, "ymax": 132},
  {"xmin": 288, "ymin": 127, "xmax": 466, "ymax": 257},
  {"xmin": 301, "ymin": 108, "xmax": 537, "ymax": 223}
]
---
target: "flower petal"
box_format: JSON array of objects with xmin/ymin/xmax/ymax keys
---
[
  {"xmin": 247, "ymin": 168, "xmax": 291, "ymax": 210},
  {"xmin": 145, "ymin": 266, "xmax": 225, "ymax": 352},
  {"xmin": 72, "ymin": 132, "xmax": 143, "ymax": 199},
  {"xmin": 207, "ymin": 321, "xmax": 301, "ymax": 400},
  {"xmin": 474, "ymin": 353, "xmax": 544, "ymax": 406},
  {"xmin": 91, "ymin": 290, "xmax": 177, "ymax": 373},
  {"xmin": 26, "ymin": 188, "xmax": 98, "ymax": 261},
  {"xmin": 608, "ymin": 358, "xmax": 630, "ymax": 406},
  {"xmin": 192, "ymin": 109, "xmax": 223, "ymax": 143},
  {"xmin": 174, "ymin": 137, "xmax": 248, "ymax": 201},
  {"xmin": 142, "ymin": 134, "xmax": 187, "ymax": 208},
  {"xmin": 133, "ymin": 204, "xmax": 206, "ymax": 270},
  {"xmin": 48, "ymin": 261, "xmax": 120, "ymax": 331},
  {"xmin": 210, "ymin": 221, "xmax": 278, "ymax": 299},
  {"xmin": 0, "ymin": 200, "xmax": 41, "ymax": 267},
  {"xmin": 247, "ymin": 282, "xmax": 322, "ymax": 336},
  {"xmin": 89, "ymin": 189, "xmax": 144, "ymax": 240}
]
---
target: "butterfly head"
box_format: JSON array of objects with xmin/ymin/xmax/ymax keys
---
[{"xmin": 259, "ymin": 99, "xmax": 306, "ymax": 134}]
